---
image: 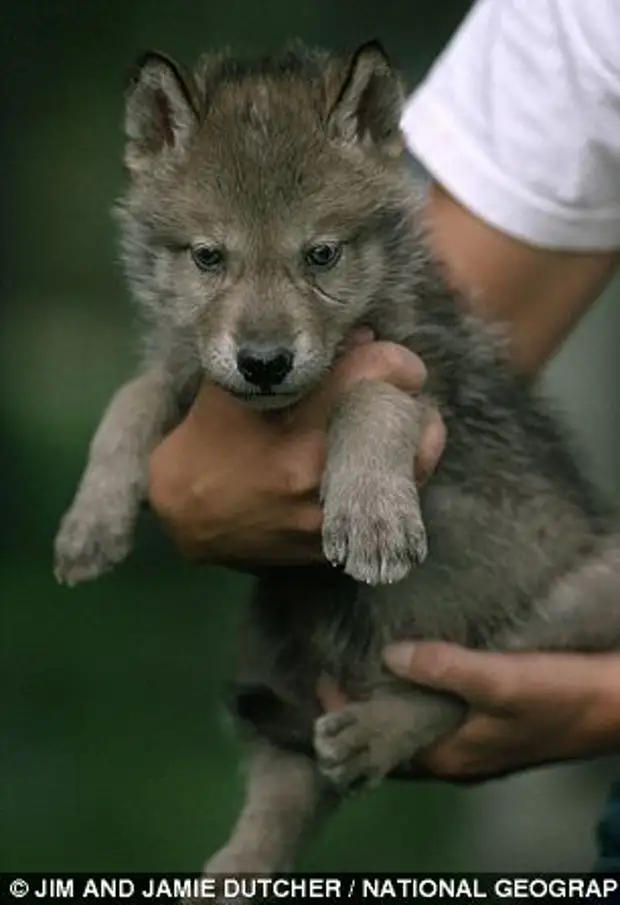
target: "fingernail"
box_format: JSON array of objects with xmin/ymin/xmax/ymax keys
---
[
  {"xmin": 383, "ymin": 643, "xmax": 415, "ymax": 677},
  {"xmin": 348, "ymin": 326, "xmax": 375, "ymax": 346},
  {"xmin": 415, "ymin": 415, "xmax": 447, "ymax": 486}
]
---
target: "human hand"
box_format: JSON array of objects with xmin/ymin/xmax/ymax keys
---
[
  {"xmin": 378, "ymin": 642, "xmax": 620, "ymax": 782},
  {"xmin": 148, "ymin": 332, "xmax": 446, "ymax": 569}
]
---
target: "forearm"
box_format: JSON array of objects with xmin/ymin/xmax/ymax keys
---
[{"xmin": 424, "ymin": 184, "xmax": 620, "ymax": 377}]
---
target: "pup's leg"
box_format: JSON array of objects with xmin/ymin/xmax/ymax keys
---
[
  {"xmin": 54, "ymin": 367, "xmax": 180, "ymax": 585},
  {"xmin": 204, "ymin": 740, "xmax": 337, "ymax": 880},
  {"xmin": 315, "ymin": 686, "xmax": 464, "ymax": 791},
  {"xmin": 496, "ymin": 534, "xmax": 620, "ymax": 652},
  {"xmin": 321, "ymin": 380, "xmax": 432, "ymax": 586}
]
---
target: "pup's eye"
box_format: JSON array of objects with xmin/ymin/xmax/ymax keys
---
[
  {"xmin": 191, "ymin": 244, "xmax": 226, "ymax": 272},
  {"xmin": 304, "ymin": 242, "xmax": 342, "ymax": 270}
]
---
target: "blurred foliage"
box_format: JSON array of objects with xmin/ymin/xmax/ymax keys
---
[{"xmin": 2, "ymin": 0, "xmax": 618, "ymax": 875}]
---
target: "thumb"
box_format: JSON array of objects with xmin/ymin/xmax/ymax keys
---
[
  {"xmin": 292, "ymin": 341, "xmax": 428, "ymax": 433},
  {"xmin": 188, "ymin": 379, "xmax": 268, "ymax": 433},
  {"xmin": 383, "ymin": 641, "xmax": 516, "ymax": 707}
]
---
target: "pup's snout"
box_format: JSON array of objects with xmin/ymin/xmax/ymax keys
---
[{"xmin": 236, "ymin": 344, "xmax": 294, "ymax": 388}]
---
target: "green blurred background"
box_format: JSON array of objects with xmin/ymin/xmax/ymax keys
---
[{"xmin": 3, "ymin": 0, "xmax": 620, "ymax": 874}]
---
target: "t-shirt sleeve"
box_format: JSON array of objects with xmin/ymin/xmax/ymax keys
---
[{"xmin": 400, "ymin": 0, "xmax": 620, "ymax": 251}]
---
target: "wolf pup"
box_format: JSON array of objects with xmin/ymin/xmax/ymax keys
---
[{"xmin": 55, "ymin": 41, "xmax": 620, "ymax": 882}]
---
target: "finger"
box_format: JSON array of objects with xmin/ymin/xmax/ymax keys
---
[
  {"xmin": 191, "ymin": 332, "xmax": 374, "ymax": 433},
  {"xmin": 316, "ymin": 675, "xmax": 350, "ymax": 711},
  {"xmin": 293, "ymin": 342, "xmax": 428, "ymax": 433},
  {"xmin": 382, "ymin": 642, "xmax": 519, "ymax": 708},
  {"xmin": 388, "ymin": 761, "xmax": 438, "ymax": 782},
  {"xmin": 187, "ymin": 379, "xmax": 268, "ymax": 433},
  {"xmin": 416, "ymin": 723, "xmax": 552, "ymax": 783},
  {"xmin": 414, "ymin": 409, "xmax": 447, "ymax": 486},
  {"xmin": 342, "ymin": 326, "xmax": 376, "ymax": 349},
  {"xmin": 415, "ymin": 713, "xmax": 502, "ymax": 780}
]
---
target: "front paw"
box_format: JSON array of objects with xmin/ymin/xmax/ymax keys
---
[
  {"xmin": 54, "ymin": 497, "xmax": 136, "ymax": 587},
  {"xmin": 314, "ymin": 705, "xmax": 392, "ymax": 792},
  {"xmin": 321, "ymin": 473, "xmax": 427, "ymax": 585}
]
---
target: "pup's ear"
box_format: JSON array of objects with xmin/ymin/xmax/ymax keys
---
[
  {"xmin": 327, "ymin": 41, "xmax": 404, "ymax": 155},
  {"xmin": 124, "ymin": 51, "xmax": 199, "ymax": 173}
]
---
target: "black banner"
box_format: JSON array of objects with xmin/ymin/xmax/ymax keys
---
[{"xmin": 1, "ymin": 874, "xmax": 620, "ymax": 904}]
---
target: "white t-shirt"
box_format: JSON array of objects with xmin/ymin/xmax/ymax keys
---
[{"xmin": 400, "ymin": 0, "xmax": 620, "ymax": 251}]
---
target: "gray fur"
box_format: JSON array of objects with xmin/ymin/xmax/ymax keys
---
[{"xmin": 54, "ymin": 40, "xmax": 620, "ymax": 893}]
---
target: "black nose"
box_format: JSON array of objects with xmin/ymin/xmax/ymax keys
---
[{"xmin": 236, "ymin": 344, "xmax": 294, "ymax": 388}]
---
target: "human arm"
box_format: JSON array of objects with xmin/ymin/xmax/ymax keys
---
[{"xmin": 424, "ymin": 183, "xmax": 619, "ymax": 377}]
